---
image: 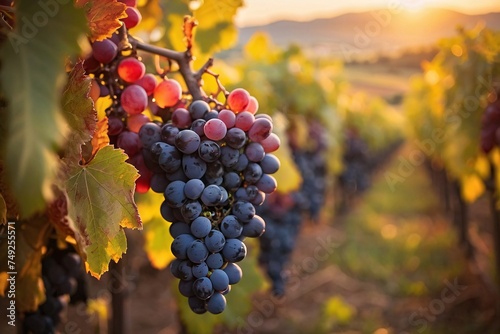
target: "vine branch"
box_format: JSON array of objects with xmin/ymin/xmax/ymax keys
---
[{"xmin": 129, "ymin": 36, "xmax": 212, "ymax": 102}]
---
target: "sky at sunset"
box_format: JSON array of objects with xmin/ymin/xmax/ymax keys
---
[{"xmin": 235, "ymin": 0, "xmax": 500, "ymax": 27}]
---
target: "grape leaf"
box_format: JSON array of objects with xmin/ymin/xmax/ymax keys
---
[
  {"xmin": 62, "ymin": 61, "xmax": 97, "ymax": 163},
  {"xmin": 192, "ymin": 0, "xmax": 243, "ymax": 55},
  {"xmin": 82, "ymin": 116, "xmax": 110, "ymax": 164},
  {"xmin": 136, "ymin": 192, "xmax": 174, "ymax": 269},
  {"xmin": 0, "ymin": 217, "xmax": 53, "ymax": 311},
  {"xmin": 65, "ymin": 146, "xmax": 142, "ymax": 278},
  {"xmin": 177, "ymin": 241, "xmax": 266, "ymax": 332},
  {"xmin": 77, "ymin": 0, "xmax": 127, "ymax": 42},
  {"xmin": 0, "ymin": 0, "xmax": 87, "ymax": 217},
  {"xmin": 0, "ymin": 193, "xmax": 6, "ymax": 225},
  {"xmin": 160, "ymin": 0, "xmax": 243, "ymax": 56}
]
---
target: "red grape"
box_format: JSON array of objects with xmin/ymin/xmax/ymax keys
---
[
  {"xmin": 120, "ymin": 84, "xmax": 148, "ymax": 115},
  {"xmin": 248, "ymin": 118, "xmax": 273, "ymax": 142},
  {"xmin": 234, "ymin": 111, "xmax": 255, "ymax": 131},
  {"xmin": 227, "ymin": 88, "xmax": 250, "ymax": 113},
  {"xmin": 246, "ymin": 96, "xmax": 259, "ymax": 114},
  {"xmin": 135, "ymin": 73, "xmax": 158, "ymax": 96},
  {"xmin": 108, "ymin": 115, "xmax": 125, "ymax": 136},
  {"xmin": 117, "ymin": 58, "xmax": 145, "ymax": 83},
  {"xmin": 128, "ymin": 113, "xmax": 150, "ymax": 133},
  {"xmin": 154, "ymin": 79, "xmax": 182, "ymax": 108},
  {"xmin": 218, "ymin": 109, "xmax": 236, "ymax": 128},
  {"xmin": 129, "ymin": 153, "xmax": 152, "ymax": 194},
  {"xmin": 204, "ymin": 119, "xmax": 227, "ymax": 141},
  {"xmin": 122, "ymin": 6, "xmax": 142, "ymax": 29},
  {"xmin": 260, "ymin": 133, "xmax": 280, "ymax": 152},
  {"xmin": 172, "ymin": 108, "xmax": 192, "ymax": 129},
  {"xmin": 91, "ymin": 39, "xmax": 117, "ymax": 64},
  {"xmin": 117, "ymin": 131, "xmax": 141, "ymax": 157}
]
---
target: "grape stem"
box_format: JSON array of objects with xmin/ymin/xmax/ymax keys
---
[{"xmin": 130, "ymin": 36, "xmax": 211, "ymax": 102}]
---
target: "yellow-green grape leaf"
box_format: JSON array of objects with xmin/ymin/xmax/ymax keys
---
[
  {"xmin": 0, "ymin": 0, "xmax": 87, "ymax": 217},
  {"xmin": 0, "ymin": 193, "xmax": 6, "ymax": 225},
  {"xmin": 460, "ymin": 174, "xmax": 485, "ymax": 203},
  {"xmin": 136, "ymin": 192, "xmax": 174, "ymax": 269},
  {"xmin": 193, "ymin": 0, "xmax": 243, "ymax": 55},
  {"xmin": 77, "ymin": 0, "xmax": 127, "ymax": 42},
  {"xmin": 61, "ymin": 61, "xmax": 97, "ymax": 163},
  {"xmin": 65, "ymin": 146, "xmax": 142, "ymax": 278},
  {"xmin": 0, "ymin": 217, "xmax": 53, "ymax": 311},
  {"xmin": 177, "ymin": 241, "xmax": 266, "ymax": 333}
]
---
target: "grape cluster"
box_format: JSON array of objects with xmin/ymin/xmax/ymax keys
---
[
  {"xmin": 22, "ymin": 243, "xmax": 87, "ymax": 334},
  {"xmin": 85, "ymin": 14, "xmax": 281, "ymax": 313},
  {"xmin": 258, "ymin": 123, "xmax": 327, "ymax": 295},
  {"xmin": 257, "ymin": 192, "xmax": 302, "ymax": 296},
  {"xmin": 134, "ymin": 89, "xmax": 280, "ymax": 314},
  {"xmin": 480, "ymin": 95, "xmax": 500, "ymax": 153}
]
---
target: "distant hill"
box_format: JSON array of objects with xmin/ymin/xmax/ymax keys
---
[{"xmin": 237, "ymin": 8, "xmax": 500, "ymax": 60}]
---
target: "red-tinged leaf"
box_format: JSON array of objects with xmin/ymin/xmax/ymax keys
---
[
  {"xmin": 47, "ymin": 185, "xmax": 76, "ymax": 238},
  {"xmin": 62, "ymin": 61, "xmax": 97, "ymax": 163},
  {"xmin": 183, "ymin": 15, "xmax": 198, "ymax": 50},
  {"xmin": 82, "ymin": 116, "xmax": 110, "ymax": 164},
  {"xmin": 65, "ymin": 146, "xmax": 142, "ymax": 278},
  {"xmin": 79, "ymin": 0, "xmax": 127, "ymax": 42}
]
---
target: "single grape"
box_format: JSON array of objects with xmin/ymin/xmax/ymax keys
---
[
  {"xmin": 204, "ymin": 230, "xmax": 225, "ymax": 253},
  {"xmin": 122, "ymin": 6, "xmax": 142, "ymax": 29},
  {"xmin": 154, "ymin": 79, "xmax": 182, "ymax": 108},
  {"xmin": 193, "ymin": 277, "xmax": 214, "ymax": 300},
  {"xmin": 189, "ymin": 100, "xmax": 210, "ymax": 119},
  {"xmin": 218, "ymin": 109, "xmax": 236, "ymax": 128},
  {"xmin": 209, "ymin": 269, "xmax": 229, "ymax": 292},
  {"xmin": 242, "ymin": 215, "xmax": 266, "ymax": 238},
  {"xmin": 222, "ymin": 239, "xmax": 247, "ymax": 262},
  {"xmin": 187, "ymin": 240, "xmax": 209, "ymax": 264},
  {"xmin": 190, "ymin": 216, "xmax": 212, "ymax": 238},
  {"xmin": 127, "ymin": 113, "xmax": 150, "ymax": 133},
  {"xmin": 198, "ymin": 140, "xmax": 221, "ymax": 163},
  {"xmin": 227, "ymin": 88, "xmax": 250, "ymax": 113},
  {"xmin": 223, "ymin": 263, "xmax": 242, "ymax": 284},
  {"xmin": 220, "ymin": 215, "xmax": 243, "ymax": 238},
  {"xmin": 175, "ymin": 130, "xmax": 201, "ymax": 154},
  {"xmin": 206, "ymin": 253, "xmax": 224, "ymax": 269},
  {"xmin": 91, "ymin": 39, "xmax": 117, "ymax": 64},
  {"xmin": 246, "ymin": 96, "xmax": 259, "ymax": 114},
  {"xmin": 164, "ymin": 180, "xmax": 186, "ymax": 208},
  {"xmin": 232, "ymin": 201, "xmax": 255, "ymax": 223},
  {"xmin": 171, "ymin": 234, "xmax": 196, "ymax": 260},
  {"xmin": 235, "ymin": 111, "xmax": 255, "ymax": 131},
  {"xmin": 138, "ymin": 122, "xmax": 162, "ymax": 149},
  {"xmin": 248, "ymin": 118, "xmax": 273, "ymax": 142},
  {"xmin": 172, "ymin": 108, "xmax": 192, "ymax": 129},
  {"xmin": 225, "ymin": 127, "xmax": 247, "ymax": 149},
  {"xmin": 120, "ymin": 84, "xmax": 148, "ymax": 115},
  {"xmin": 117, "ymin": 131, "xmax": 141, "ymax": 157},
  {"xmin": 260, "ymin": 154, "xmax": 280, "ymax": 174},
  {"xmin": 256, "ymin": 174, "xmax": 277, "ymax": 194},
  {"xmin": 204, "ymin": 118, "xmax": 227, "ymax": 141},
  {"xmin": 134, "ymin": 73, "xmax": 157, "ymax": 96},
  {"xmin": 245, "ymin": 142, "xmax": 266, "ymax": 162},
  {"xmin": 118, "ymin": 58, "xmax": 145, "ymax": 83},
  {"xmin": 184, "ymin": 179, "xmax": 205, "ymax": 200},
  {"xmin": 260, "ymin": 133, "xmax": 281, "ymax": 152}
]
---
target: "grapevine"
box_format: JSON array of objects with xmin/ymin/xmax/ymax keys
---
[{"xmin": 84, "ymin": 4, "xmax": 280, "ymax": 314}]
